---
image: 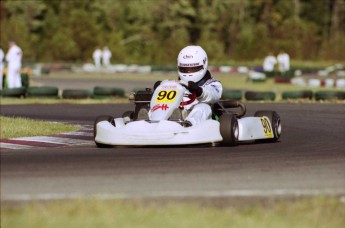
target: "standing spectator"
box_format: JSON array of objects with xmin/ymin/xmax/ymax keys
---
[
  {"xmin": 277, "ymin": 50, "xmax": 290, "ymax": 73},
  {"xmin": 102, "ymin": 46, "xmax": 112, "ymax": 67},
  {"xmin": 93, "ymin": 47, "xmax": 102, "ymax": 68},
  {"xmin": 263, "ymin": 53, "xmax": 277, "ymax": 72},
  {"xmin": 6, "ymin": 41, "xmax": 22, "ymax": 88},
  {"xmin": 0, "ymin": 48, "xmax": 4, "ymax": 89}
]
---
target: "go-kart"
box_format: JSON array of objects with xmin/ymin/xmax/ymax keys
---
[{"xmin": 94, "ymin": 80, "xmax": 281, "ymax": 147}]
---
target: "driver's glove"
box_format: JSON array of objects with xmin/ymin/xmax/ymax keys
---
[{"xmin": 187, "ymin": 81, "xmax": 203, "ymax": 97}]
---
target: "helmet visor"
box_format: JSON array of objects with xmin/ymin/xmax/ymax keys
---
[{"xmin": 178, "ymin": 65, "xmax": 204, "ymax": 73}]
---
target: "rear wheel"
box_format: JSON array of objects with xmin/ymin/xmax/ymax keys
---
[
  {"xmin": 219, "ymin": 113, "xmax": 239, "ymax": 146},
  {"xmin": 93, "ymin": 115, "xmax": 115, "ymax": 148},
  {"xmin": 254, "ymin": 111, "xmax": 281, "ymax": 142}
]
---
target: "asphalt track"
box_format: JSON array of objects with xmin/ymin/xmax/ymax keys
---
[{"xmin": 1, "ymin": 103, "xmax": 345, "ymax": 201}]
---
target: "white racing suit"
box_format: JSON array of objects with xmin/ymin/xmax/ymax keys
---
[
  {"xmin": 182, "ymin": 71, "xmax": 223, "ymax": 126},
  {"xmin": 6, "ymin": 44, "xmax": 22, "ymax": 88}
]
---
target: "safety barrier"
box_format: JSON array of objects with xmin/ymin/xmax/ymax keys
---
[{"xmin": 1, "ymin": 86, "xmax": 344, "ymax": 101}]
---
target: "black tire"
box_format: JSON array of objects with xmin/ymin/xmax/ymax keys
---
[
  {"xmin": 245, "ymin": 91, "xmax": 276, "ymax": 101},
  {"xmin": 93, "ymin": 115, "xmax": 115, "ymax": 148},
  {"xmin": 222, "ymin": 90, "xmax": 243, "ymax": 100},
  {"xmin": 93, "ymin": 86, "xmax": 125, "ymax": 97},
  {"xmin": 254, "ymin": 111, "xmax": 281, "ymax": 142},
  {"xmin": 315, "ymin": 91, "xmax": 345, "ymax": 100},
  {"xmin": 219, "ymin": 113, "xmax": 238, "ymax": 146},
  {"xmin": 1, "ymin": 87, "xmax": 26, "ymax": 97},
  {"xmin": 26, "ymin": 86, "xmax": 59, "ymax": 98},
  {"xmin": 62, "ymin": 89, "xmax": 92, "ymax": 99},
  {"xmin": 282, "ymin": 90, "xmax": 313, "ymax": 100}
]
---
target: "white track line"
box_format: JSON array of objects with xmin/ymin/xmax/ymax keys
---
[
  {"xmin": 60, "ymin": 132, "xmax": 93, "ymax": 136},
  {"xmin": 15, "ymin": 136, "xmax": 92, "ymax": 145},
  {"xmin": 0, "ymin": 142, "xmax": 38, "ymax": 150},
  {"xmin": 2, "ymin": 189, "xmax": 345, "ymax": 201}
]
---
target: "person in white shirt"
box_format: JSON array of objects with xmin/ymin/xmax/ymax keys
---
[
  {"xmin": 5, "ymin": 41, "xmax": 22, "ymax": 88},
  {"xmin": 263, "ymin": 53, "xmax": 277, "ymax": 72},
  {"xmin": 102, "ymin": 46, "xmax": 112, "ymax": 67},
  {"xmin": 277, "ymin": 50, "xmax": 290, "ymax": 73},
  {"xmin": 0, "ymin": 48, "xmax": 4, "ymax": 89},
  {"xmin": 93, "ymin": 47, "xmax": 102, "ymax": 68}
]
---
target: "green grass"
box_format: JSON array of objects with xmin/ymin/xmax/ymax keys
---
[
  {"xmin": 38, "ymin": 72, "xmax": 345, "ymax": 94},
  {"xmin": 42, "ymin": 72, "xmax": 333, "ymax": 91},
  {"xmin": 0, "ymin": 97, "xmax": 130, "ymax": 105},
  {"xmin": 217, "ymin": 75, "xmax": 343, "ymax": 92},
  {"xmin": 0, "ymin": 116, "xmax": 78, "ymax": 138},
  {"xmin": 1, "ymin": 196, "xmax": 344, "ymax": 228},
  {"xmin": 45, "ymin": 72, "xmax": 177, "ymax": 80}
]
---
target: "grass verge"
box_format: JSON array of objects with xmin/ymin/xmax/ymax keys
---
[
  {"xmin": 0, "ymin": 116, "xmax": 78, "ymax": 138},
  {"xmin": 44, "ymin": 72, "xmax": 344, "ymax": 93},
  {"xmin": 0, "ymin": 97, "xmax": 130, "ymax": 105},
  {"xmin": 1, "ymin": 196, "xmax": 344, "ymax": 228}
]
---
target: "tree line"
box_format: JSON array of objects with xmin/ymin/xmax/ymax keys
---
[{"xmin": 1, "ymin": 0, "xmax": 344, "ymax": 65}]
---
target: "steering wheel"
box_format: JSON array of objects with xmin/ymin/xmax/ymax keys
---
[
  {"xmin": 178, "ymin": 82, "xmax": 197, "ymax": 108},
  {"xmin": 180, "ymin": 92, "xmax": 196, "ymax": 108}
]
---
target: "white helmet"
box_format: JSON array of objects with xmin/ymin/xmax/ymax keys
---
[{"xmin": 177, "ymin": 45, "xmax": 208, "ymax": 83}]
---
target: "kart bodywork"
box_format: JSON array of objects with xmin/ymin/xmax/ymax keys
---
[{"xmin": 94, "ymin": 80, "xmax": 281, "ymax": 147}]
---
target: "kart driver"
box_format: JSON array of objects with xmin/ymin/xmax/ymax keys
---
[{"xmin": 177, "ymin": 45, "xmax": 223, "ymax": 127}]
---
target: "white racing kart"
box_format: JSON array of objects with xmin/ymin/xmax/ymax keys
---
[{"xmin": 94, "ymin": 80, "xmax": 281, "ymax": 147}]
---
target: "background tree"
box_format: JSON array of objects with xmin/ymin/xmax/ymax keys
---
[{"xmin": 0, "ymin": 0, "xmax": 344, "ymax": 64}]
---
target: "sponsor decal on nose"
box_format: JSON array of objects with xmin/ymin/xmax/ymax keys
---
[{"xmin": 152, "ymin": 104, "xmax": 169, "ymax": 111}]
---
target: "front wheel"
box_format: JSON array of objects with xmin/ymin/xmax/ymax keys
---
[
  {"xmin": 93, "ymin": 115, "xmax": 115, "ymax": 148},
  {"xmin": 219, "ymin": 113, "xmax": 239, "ymax": 146},
  {"xmin": 254, "ymin": 111, "xmax": 281, "ymax": 142}
]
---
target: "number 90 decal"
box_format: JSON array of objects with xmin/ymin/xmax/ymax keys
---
[
  {"xmin": 260, "ymin": 117, "xmax": 273, "ymax": 138},
  {"xmin": 155, "ymin": 90, "xmax": 177, "ymax": 103}
]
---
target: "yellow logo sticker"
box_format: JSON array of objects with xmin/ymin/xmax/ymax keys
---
[
  {"xmin": 155, "ymin": 90, "xmax": 178, "ymax": 103},
  {"xmin": 260, "ymin": 117, "xmax": 273, "ymax": 138}
]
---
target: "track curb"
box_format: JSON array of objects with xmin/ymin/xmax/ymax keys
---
[{"xmin": 0, "ymin": 125, "xmax": 94, "ymax": 150}]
